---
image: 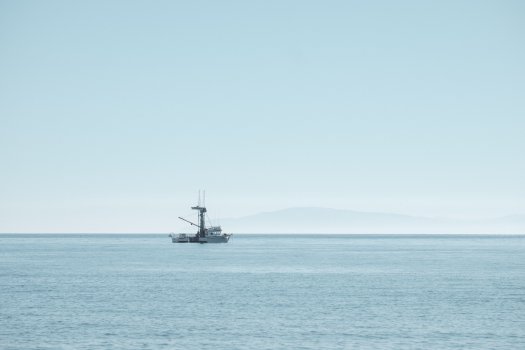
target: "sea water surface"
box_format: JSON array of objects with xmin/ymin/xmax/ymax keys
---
[{"xmin": 1, "ymin": 234, "xmax": 524, "ymax": 349}]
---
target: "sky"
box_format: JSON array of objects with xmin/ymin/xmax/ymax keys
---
[{"xmin": 1, "ymin": 0, "xmax": 524, "ymax": 232}]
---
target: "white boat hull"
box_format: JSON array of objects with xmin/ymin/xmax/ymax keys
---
[
  {"xmin": 201, "ymin": 235, "xmax": 231, "ymax": 243},
  {"xmin": 170, "ymin": 233, "xmax": 231, "ymax": 243}
]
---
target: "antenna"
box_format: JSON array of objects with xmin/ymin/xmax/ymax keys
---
[
  {"xmin": 198, "ymin": 190, "xmax": 201, "ymax": 206},
  {"xmin": 203, "ymin": 190, "xmax": 206, "ymax": 207}
]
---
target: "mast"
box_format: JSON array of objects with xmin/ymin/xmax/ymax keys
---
[{"xmin": 192, "ymin": 190, "xmax": 207, "ymax": 237}]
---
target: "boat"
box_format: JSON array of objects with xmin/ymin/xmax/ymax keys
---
[{"xmin": 169, "ymin": 194, "xmax": 232, "ymax": 244}]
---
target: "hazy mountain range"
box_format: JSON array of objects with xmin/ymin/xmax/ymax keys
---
[{"xmin": 215, "ymin": 207, "xmax": 525, "ymax": 234}]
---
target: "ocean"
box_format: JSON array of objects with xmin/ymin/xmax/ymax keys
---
[{"xmin": 1, "ymin": 234, "xmax": 524, "ymax": 349}]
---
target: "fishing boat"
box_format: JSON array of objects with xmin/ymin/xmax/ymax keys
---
[{"xmin": 169, "ymin": 193, "xmax": 231, "ymax": 244}]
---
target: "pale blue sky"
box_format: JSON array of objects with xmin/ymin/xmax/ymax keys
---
[{"xmin": 1, "ymin": 0, "xmax": 524, "ymax": 232}]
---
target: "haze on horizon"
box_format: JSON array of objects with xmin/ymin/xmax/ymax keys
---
[{"xmin": 1, "ymin": 1, "xmax": 524, "ymax": 233}]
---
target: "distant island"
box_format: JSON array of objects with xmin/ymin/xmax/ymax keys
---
[{"xmin": 212, "ymin": 207, "xmax": 525, "ymax": 234}]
